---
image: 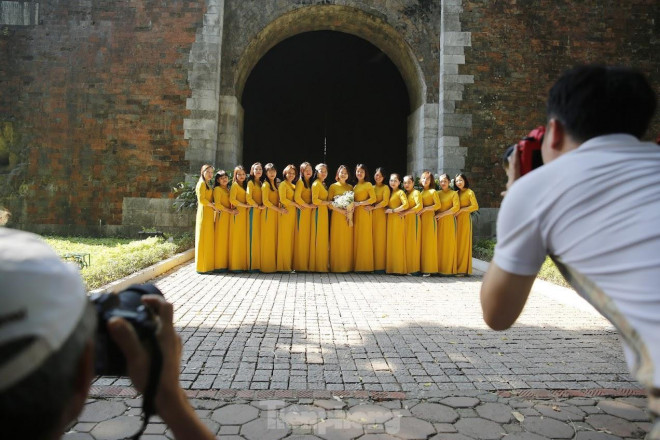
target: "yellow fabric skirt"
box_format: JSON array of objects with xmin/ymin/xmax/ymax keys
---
[
  {"xmin": 420, "ymin": 211, "xmax": 438, "ymax": 274},
  {"xmin": 353, "ymin": 206, "xmax": 374, "ymax": 272},
  {"xmin": 372, "ymin": 208, "xmax": 387, "ymax": 272},
  {"xmin": 330, "ymin": 210, "xmax": 353, "ymax": 272},
  {"xmin": 277, "ymin": 207, "xmax": 296, "ymax": 272},
  {"xmin": 386, "ymin": 213, "xmax": 407, "ymax": 274},
  {"xmin": 260, "ymin": 207, "xmax": 278, "ymax": 273},
  {"xmin": 229, "ymin": 207, "xmax": 248, "ymax": 271},
  {"xmin": 247, "ymin": 208, "xmax": 261, "ymax": 271},
  {"xmin": 310, "ymin": 206, "xmax": 329, "ymax": 272},
  {"xmin": 404, "ymin": 214, "xmax": 421, "ymax": 274},
  {"xmin": 214, "ymin": 211, "xmax": 230, "ymax": 271},
  {"xmin": 456, "ymin": 211, "xmax": 473, "ymax": 274},
  {"xmin": 293, "ymin": 207, "xmax": 313, "ymax": 272},
  {"xmin": 437, "ymin": 215, "xmax": 457, "ymax": 275},
  {"xmin": 195, "ymin": 204, "xmax": 215, "ymax": 273}
]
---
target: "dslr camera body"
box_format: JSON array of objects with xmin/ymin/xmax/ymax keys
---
[
  {"xmin": 504, "ymin": 125, "xmax": 546, "ymax": 176},
  {"xmin": 91, "ymin": 283, "xmax": 163, "ymax": 376}
]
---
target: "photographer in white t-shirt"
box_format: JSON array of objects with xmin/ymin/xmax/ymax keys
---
[{"xmin": 480, "ymin": 65, "xmax": 659, "ymax": 435}]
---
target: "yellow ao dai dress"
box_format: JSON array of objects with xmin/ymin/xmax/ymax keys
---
[
  {"xmin": 213, "ymin": 185, "xmax": 231, "ymax": 271},
  {"xmin": 328, "ymin": 182, "xmax": 354, "ymax": 273},
  {"xmin": 293, "ymin": 179, "xmax": 314, "ymax": 272},
  {"xmin": 195, "ymin": 179, "xmax": 215, "ymax": 273},
  {"xmin": 420, "ymin": 189, "xmax": 441, "ymax": 274},
  {"xmin": 310, "ymin": 179, "xmax": 330, "ymax": 272},
  {"xmin": 246, "ymin": 180, "xmax": 262, "ymax": 271},
  {"xmin": 260, "ymin": 180, "xmax": 279, "ymax": 273},
  {"xmin": 404, "ymin": 189, "xmax": 423, "ymax": 274},
  {"xmin": 456, "ymin": 188, "xmax": 479, "ymax": 274},
  {"xmin": 372, "ymin": 183, "xmax": 390, "ymax": 272},
  {"xmin": 353, "ymin": 181, "xmax": 377, "ymax": 272},
  {"xmin": 436, "ymin": 188, "xmax": 459, "ymax": 275},
  {"xmin": 386, "ymin": 189, "xmax": 408, "ymax": 274},
  {"xmin": 277, "ymin": 180, "xmax": 296, "ymax": 272},
  {"xmin": 229, "ymin": 183, "xmax": 249, "ymax": 272}
]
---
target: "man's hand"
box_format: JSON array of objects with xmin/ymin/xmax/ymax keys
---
[
  {"xmin": 501, "ymin": 145, "xmax": 522, "ymax": 197},
  {"xmin": 107, "ymin": 295, "xmax": 182, "ymax": 406},
  {"xmin": 108, "ymin": 295, "xmax": 215, "ymax": 439}
]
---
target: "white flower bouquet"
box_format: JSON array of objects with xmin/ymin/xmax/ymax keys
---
[{"xmin": 332, "ymin": 191, "xmax": 355, "ymax": 226}]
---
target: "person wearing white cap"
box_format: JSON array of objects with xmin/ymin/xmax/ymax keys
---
[{"xmin": 0, "ymin": 228, "xmax": 215, "ymax": 439}]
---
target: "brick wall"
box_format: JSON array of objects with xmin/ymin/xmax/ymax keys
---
[
  {"xmin": 459, "ymin": 0, "xmax": 660, "ymax": 209},
  {"xmin": 0, "ymin": 0, "xmax": 204, "ymax": 228}
]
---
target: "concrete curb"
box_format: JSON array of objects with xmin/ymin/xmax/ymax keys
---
[
  {"xmin": 471, "ymin": 257, "xmax": 489, "ymax": 275},
  {"xmin": 90, "ymin": 248, "xmax": 194, "ymax": 294}
]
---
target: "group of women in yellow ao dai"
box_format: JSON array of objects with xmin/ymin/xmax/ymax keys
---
[{"xmin": 194, "ymin": 163, "xmax": 478, "ymax": 275}]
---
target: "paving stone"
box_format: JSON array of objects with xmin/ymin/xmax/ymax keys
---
[
  {"xmin": 614, "ymin": 397, "xmax": 648, "ymax": 408},
  {"xmin": 212, "ymin": 403, "xmax": 259, "ymax": 424},
  {"xmin": 585, "ymin": 414, "xmax": 644, "ymax": 437},
  {"xmin": 574, "ymin": 432, "xmax": 621, "ymax": 440},
  {"xmin": 566, "ymin": 398, "xmax": 597, "ymax": 407},
  {"xmin": 597, "ymin": 400, "xmax": 648, "ymax": 421},
  {"xmin": 522, "ymin": 416, "xmax": 574, "ymax": 439},
  {"xmin": 453, "ymin": 418, "xmax": 504, "ymax": 439},
  {"xmin": 77, "ymin": 401, "xmax": 126, "ymax": 422},
  {"xmin": 285, "ymin": 436, "xmax": 323, "ymax": 439},
  {"xmin": 384, "ymin": 416, "xmax": 435, "ymax": 439},
  {"xmin": 359, "ymin": 435, "xmax": 399, "ymax": 440},
  {"xmin": 252, "ymin": 400, "xmax": 290, "ymax": 410},
  {"xmin": 347, "ymin": 404, "xmax": 393, "ymax": 424},
  {"xmin": 281, "ymin": 405, "xmax": 327, "ymax": 425},
  {"xmin": 242, "ymin": 416, "xmax": 291, "ymax": 440},
  {"xmin": 199, "ymin": 418, "xmax": 220, "ymax": 435},
  {"xmin": 410, "ymin": 402, "xmax": 459, "ymax": 423},
  {"xmin": 314, "ymin": 399, "xmax": 346, "ymax": 410},
  {"xmin": 475, "ymin": 402, "xmax": 513, "ymax": 423},
  {"xmin": 313, "ymin": 418, "xmax": 364, "ymax": 440},
  {"xmin": 72, "ymin": 423, "xmax": 96, "ymax": 432},
  {"xmin": 439, "ymin": 397, "xmax": 480, "ymax": 408},
  {"xmin": 534, "ymin": 404, "xmax": 586, "ymax": 422},
  {"xmin": 498, "ymin": 433, "xmax": 550, "ymax": 440},
  {"xmin": 62, "ymin": 434, "xmax": 95, "ymax": 440},
  {"xmin": 90, "ymin": 416, "xmax": 143, "ymax": 440},
  {"xmin": 433, "ymin": 422, "xmax": 457, "ymax": 433},
  {"xmin": 430, "ymin": 435, "xmax": 473, "ymax": 440}
]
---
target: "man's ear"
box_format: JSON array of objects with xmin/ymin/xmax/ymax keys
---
[{"xmin": 547, "ymin": 118, "xmax": 566, "ymax": 152}]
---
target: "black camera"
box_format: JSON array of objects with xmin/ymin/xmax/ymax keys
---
[{"xmin": 91, "ymin": 284, "xmax": 163, "ymax": 376}]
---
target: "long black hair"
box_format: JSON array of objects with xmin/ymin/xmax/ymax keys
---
[{"xmin": 264, "ymin": 163, "xmax": 278, "ymax": 192}]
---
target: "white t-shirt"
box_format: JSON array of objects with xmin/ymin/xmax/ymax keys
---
[{"xmin": 494, "ymin": 134, "xmax": 660, "ymax": 388}]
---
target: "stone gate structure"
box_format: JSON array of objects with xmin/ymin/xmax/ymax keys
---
[{"xmin": 1, "ymin": 0, "xmax": 658, "ymax": 236}]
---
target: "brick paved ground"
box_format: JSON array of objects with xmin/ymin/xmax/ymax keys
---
[
  {"xmin": 94, "ymin": 264, "xmax": 635, "ymax": 394},
  {"xmin": 73, "ymin": 263, "xmax": 655, "ymax": 439}
]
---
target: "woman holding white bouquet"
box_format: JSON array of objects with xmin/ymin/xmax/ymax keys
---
[{"xmin": 328, "ymin": 165, "xmax": 354, "ymax": 272}]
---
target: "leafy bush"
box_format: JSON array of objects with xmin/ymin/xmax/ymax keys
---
[
  {"xmin": 172, "ymin": 180, "xmax": 198, "ymax": 212},
  {"xmin": 44, "ymin": 235, "xmax": 194, "ymax": 290},
  {"xmin": 472, "ymin": 238, "xmax": 570, "ymax": 288}
]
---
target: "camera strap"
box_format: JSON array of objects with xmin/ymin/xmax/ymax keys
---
[{"xmin": 128, "ymin": 332, "xmax": 163, "ymax": 440}]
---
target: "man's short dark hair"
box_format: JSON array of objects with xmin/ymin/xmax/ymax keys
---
[{"xmin": 547, "ymin": 65, "xmax": 657, "ymax": 143}]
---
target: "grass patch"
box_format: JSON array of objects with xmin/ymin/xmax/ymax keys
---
[
  {"xmin": 473, "ymin": 238, "xmax": 570, "ymax": 289},
  {"xmin": 44, "ymin": 234, "xmax": 194, "ymax": 290}
]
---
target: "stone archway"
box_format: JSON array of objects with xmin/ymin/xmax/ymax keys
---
[
  {"xmin": 241, "ymin": 30, "xmax": 410, "ymax": 176},
  {"xmin": 218, "ymin": 5, "xmax": 428, "ymax": 174}
]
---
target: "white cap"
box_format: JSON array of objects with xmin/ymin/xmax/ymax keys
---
[{"xmin": 0, "ymin": 228, "xmax": 88, "ymax": 391}]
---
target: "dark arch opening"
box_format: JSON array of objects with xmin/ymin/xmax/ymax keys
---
[{"xmin": 242, "ymin": 30, "xmax": 410, "ymax": 180}]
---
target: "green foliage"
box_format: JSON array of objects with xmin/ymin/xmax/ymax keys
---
[
  {"xmin": 473, "ymin": 238, "xmax": 495, "ymax": 261},
  {"xmin": 472, "ymin": 237, "xmax": 569, "ymax": 288},
  {"xmin": 538, "ymin": 258, "xmax": 571, "ymax": 288},
  {"xmin": 44, "ymin": 235, "xmax": 194, "ymax": 290},
  {"xmin": 172, "ymin": 180, "xmax": 198, "ymax": 212}
]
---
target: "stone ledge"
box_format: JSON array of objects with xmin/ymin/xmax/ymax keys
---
[{"xmin": 90, "ymin": 248, "xmax": 194, "ymax": 295}]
